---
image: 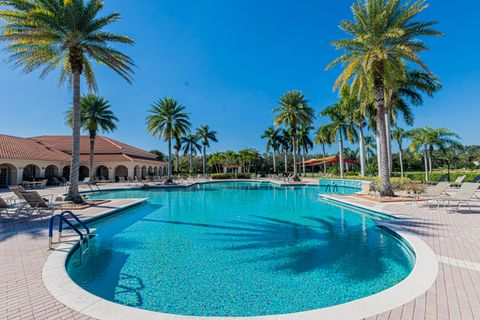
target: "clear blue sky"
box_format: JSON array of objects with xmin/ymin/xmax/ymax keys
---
[{"xmin": 0, "ymin": 0, "xmax": 479, "ymax": 154}]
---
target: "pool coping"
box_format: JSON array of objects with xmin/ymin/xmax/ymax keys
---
[{"xmin": 43, "ymin": 186, "xmax": 438, "ymax": 320}]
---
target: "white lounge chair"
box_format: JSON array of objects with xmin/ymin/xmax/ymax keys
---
[
  {"xmin": 406, "ymin": 182, "xmax": 451, "ymax": 207},
  {"xmin": 440, "ymin": 182, "xmax": 480, "ymax": 213},
  {"xmin": 451, "ymin": 175, "xmax": 466, "ymax": 187}
]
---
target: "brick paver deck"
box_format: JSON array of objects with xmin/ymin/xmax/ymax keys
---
[{"xmin": 1, "ymin": 184, "xmax": 480, "ymax": 320}]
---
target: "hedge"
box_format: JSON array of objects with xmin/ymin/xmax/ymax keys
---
[
  {"xmin": 396, "ymin": 171, "xmax": 480, "ymax": 183},
  {"xmin": 210, "ymin": 173, "xmax": 252, "ymax": 180}
]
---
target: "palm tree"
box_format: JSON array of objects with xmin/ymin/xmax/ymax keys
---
[
  {"xmin": 273, "ymin": 90, "xmax": 315, "ymax": 180},
  {"xmin": 314, "ymin": 126, "xmax": 333, "ymax": 174},
  {"xmin": 296, "ymin": 126, "xmax": 313, "ymax": 176},
  {"xmin": 280, "ymin": 128, "xmax": 291, "ymax": 173},
  {"xmin": 173, "ymin": 134, "xmax": 183, "ymax": 174},
  {"xmin": 197, "ymin": 125, "xmax": 218, "ymax": 175},
  {"xmin": 408, "ymin": 127, "xmax": 430, "ymax": 182},
  {"xmin": 385, "ymin": 70, "xmax": 442, "ymax": 174},
  {"xmin": 392, "ymin": 127, "xmax": 407, "ymax": 178},
  {"xmin": 327, "ymin": 0, "xmax": 442, "ymax": 196},
  {"xmin": 181, "ymin": 134, "xmax": 202, "ymax": 175},
  {"xmin": 261, "ymin": 126, "xmax": 282, "ymax": 173},
  {"xmin": 320, "ymin": 103, "xmax": 358, "ymax": 178},
  {"xmin": 66, "ymin": 94, "xmax": 118, "ymax": 180},
  {"xmin": 424, "ymin": 127, "xmax": 461, "ymax": 173},
  {"xmin": 147, "ymin": 98, "xmax": 191, "ymax": 183},
  {"xmin": 0, "ymin": 0, "xmax": 135, "ymax": 203}
]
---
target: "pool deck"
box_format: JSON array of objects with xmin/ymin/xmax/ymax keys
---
[{"xmin": 1, "ymin": 181, "xmax": 480, "ymax": 319}]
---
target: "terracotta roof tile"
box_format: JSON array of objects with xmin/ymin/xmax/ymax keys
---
[
  {"xmin": 0, "ymin": 134, "xmax": 71, "ymax": 162},
  {"xmin": 33, "ymin": 136, "xmax": 158, "ymax": 159}
]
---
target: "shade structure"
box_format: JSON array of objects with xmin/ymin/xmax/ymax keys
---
[{"xmin": 296, "ymin": 155, "xmax": 358, "ymax": 166}]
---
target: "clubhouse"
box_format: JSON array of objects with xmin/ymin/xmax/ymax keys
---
[{"xmin": 0, "ymin": 134, "xmax": 167, "ymax": 187}]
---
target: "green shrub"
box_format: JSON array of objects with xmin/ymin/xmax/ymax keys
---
[
  {"xmin": 398, "ymin": 171, "xmax": 480, "ymax": 183},
  {"xmin": 210, "ymin": 173, "xmax": 251, "ymax": 180}
]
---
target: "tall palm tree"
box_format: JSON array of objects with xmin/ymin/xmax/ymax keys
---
[
  {"xmin": 280, "ymin": 128, "xmax": 291, "ymax": 173},
  {"xmin": 320, "ymin": 103, "xmax": 358, "ymax": 178},
  {"xmin": 408, "ymin": 127, "xmax": 431, "ymax": 182},
  {"xmin": 327, "ymin": 0, "xmax": 442, "ymax": 196},
  {"xmin": 273, "ymin": 90, "xmax": 315, "ymax": 180},
  {"xmin": 147, "ymin": 98, "xmax": 191, "ymax": 183},
  {"xmin": 296, "ymin": 126, "xmax": 313, "ymax": 176},
  {"xmin": 66, "ymin": 94, "xmax": 118, "ymax": 180},
  {"xmin": 392, "ymin": 127, "xmax": 407, "ymax": 178},
  {"xmin": 173, "ymin": 134, "xmax": 183, "ymax": 174},
  {"xmin": 385, "ymin": 70, "xmax": 442, "ymax": 174},
  {"xmin": 314, "ymin": 126, "xmax": 333, "ymax": 174},
  {"xmin": 0, "ymin": 0, "xmax": 134, "ymax": 203},
  {"xmin": 181, "ymin": 134, "xmax": 202, "ymax": 175},
  {"xmin": 261, "ymin": 126, "xmax": 282, "ymax": 173},
  {"xmin": 424, "ymin": 127, "xmax": 461, "ymax": 173},
  {"xmin": 197, "ymin": 125, "xmax": 218, "ymax": 175}
]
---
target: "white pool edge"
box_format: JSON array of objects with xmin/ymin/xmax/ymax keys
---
[{"xmin": 43, "ymin": 193, "xmax": 438, "ymax": 320}]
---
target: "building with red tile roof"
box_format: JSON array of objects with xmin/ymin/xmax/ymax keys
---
[{"xmin": 0, "ymin": 134, "xmax": 166, "ymax": 186}]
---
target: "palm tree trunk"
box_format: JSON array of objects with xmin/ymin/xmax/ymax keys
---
[
  {"xmin": 284, "ymin": 150, "xmax": 288, "ymax": 173},
  {"xmin": 89, "ymin": 132, "xmax": 96, "ymax": 180},
  {"xmin": 167, "ymin": 138, "xmax": 172, "ymax": 182},
  {"xmin": 374, "ymin": 70, "xmax": 394, "ymax": 196},
  {"xmin": 376, "ymin": 133, "xmax": 382, "ymax": 177},
  {"xmin": 175, "ymin": 150, "xmax": 179, "ymax": 173},
  {"xmin": 385, "ymin": 111, "xmax": 392, "ymax": 177},
  {"xmin": 292, "ymin": 136, "xmax": 298, "ymax": 179},
  {"xmin": 338, "ymin": 132, "xmax": 344, "ymax": 178},
  {"xmin": 358, "ymin": 126, "xmax": 366, "ymax": 178},
  {"xmin": 202, "ymin": 145, "xmax": 206, "ymax": 175},
  {"xmin": 272, "ymin": 149, "xmax": 277, "ymax": 173},
  {"xmin": 399, "ymin": 143, "xmax": 404, "ymax": 178},
  {"xmin": 423, "ymin": 144, "xmax": 429, "ymax": 182},
  {"xmin": 302, "ymin": 146, "xmax": 306, "ymax": 176},
  {"xmin": 428, "ymin": 145, "xmax": 433, "ymax": 173},
  {"xmin": 189, "ymin": 147, "xmax": 193, "ymax": 175},
  {"xmin": 67, "ymin": 71, "xmax": 83, "ymax": 203},
  {"xmin": 322, "ymin": 143, "xmax": 327, "ymax": 174}
]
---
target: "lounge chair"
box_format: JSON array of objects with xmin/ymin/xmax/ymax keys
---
[
  {"xmin": 451, "ymin": 175, "xmax": 466, "ymax": 187},
  {"xmin": 51, "ymin": 176, "xmax": 64, "ymax": 186},
  {"xmin": 20, "ymin": 191, "xmax": 61, "ymax": 218},
  {"xmin": 440, "ymin": 182, "xmax": 480, "ymax": 213},
  {"xmin": 118, "ymin": 176, "xmax": 126, "ymax": 183},
  {"xmin": 60, "ymin": 177, "xmax": 69, "ymax": 185},
  {"xmin": 406, "ymin": 182, "xmax": 451, "ymax": 206},
  {"xmin": 0, "ymin": 197, "xmax": 28, "ymax": 219},
  {"xmin": 127, "ymin": 176, "xmax": 134, "ymax": 183}
]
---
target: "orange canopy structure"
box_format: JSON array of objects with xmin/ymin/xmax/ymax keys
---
[{"xmin": 296, "ymin": 155, "xmax": 358, "ymax": 166}]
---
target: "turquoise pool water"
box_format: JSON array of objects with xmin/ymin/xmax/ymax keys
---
[{"xmin": 67, "ymin": 181, "xmax": 414, "ymax": 317}]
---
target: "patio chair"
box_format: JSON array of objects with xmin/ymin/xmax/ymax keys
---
[
  {"xmin": 440, "ymin": 182, "xmax": 480, "ymax": 213},
  {"xmin": 0, "ymin": 197, "xmax": 28, "ymax": 219},
  {"xmin": 20, "ymin": 191, "xmax": 61, "ymax": 218},
  {"xmin": 118, "ymin": 176, "xmax": 126, "ymax": 183},
  {"xmin": 406, "ymin": 182, "xmax": 451, "ymax": 207},
  {"xmin": 451, "ymin": 175, "xmax": 466, "ymax": 187},
  {"xmin": 127, "ymin": 176, "xmax": 134, "ymax": 183},
  {"xmin": 60, "ymin": 177, "xmax": 69, "ymax": 185}
]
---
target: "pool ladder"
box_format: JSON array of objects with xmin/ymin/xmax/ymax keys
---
[
  {"xmin": 325, "ymin": 182, "xmax": 339, "ymax": 193},
  {"xmin": 48, "ymin": 211, "xmax": 93, "ymax": 264}
]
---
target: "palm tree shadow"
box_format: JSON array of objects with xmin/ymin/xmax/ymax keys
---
[{"xmin": 208, "ymin": 214, "xmax": 412, "ymax": 281}]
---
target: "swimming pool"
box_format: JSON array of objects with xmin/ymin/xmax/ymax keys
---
[{"xmin": 66, "ymin": 181, "xmax": 414, "ymax": 317}]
